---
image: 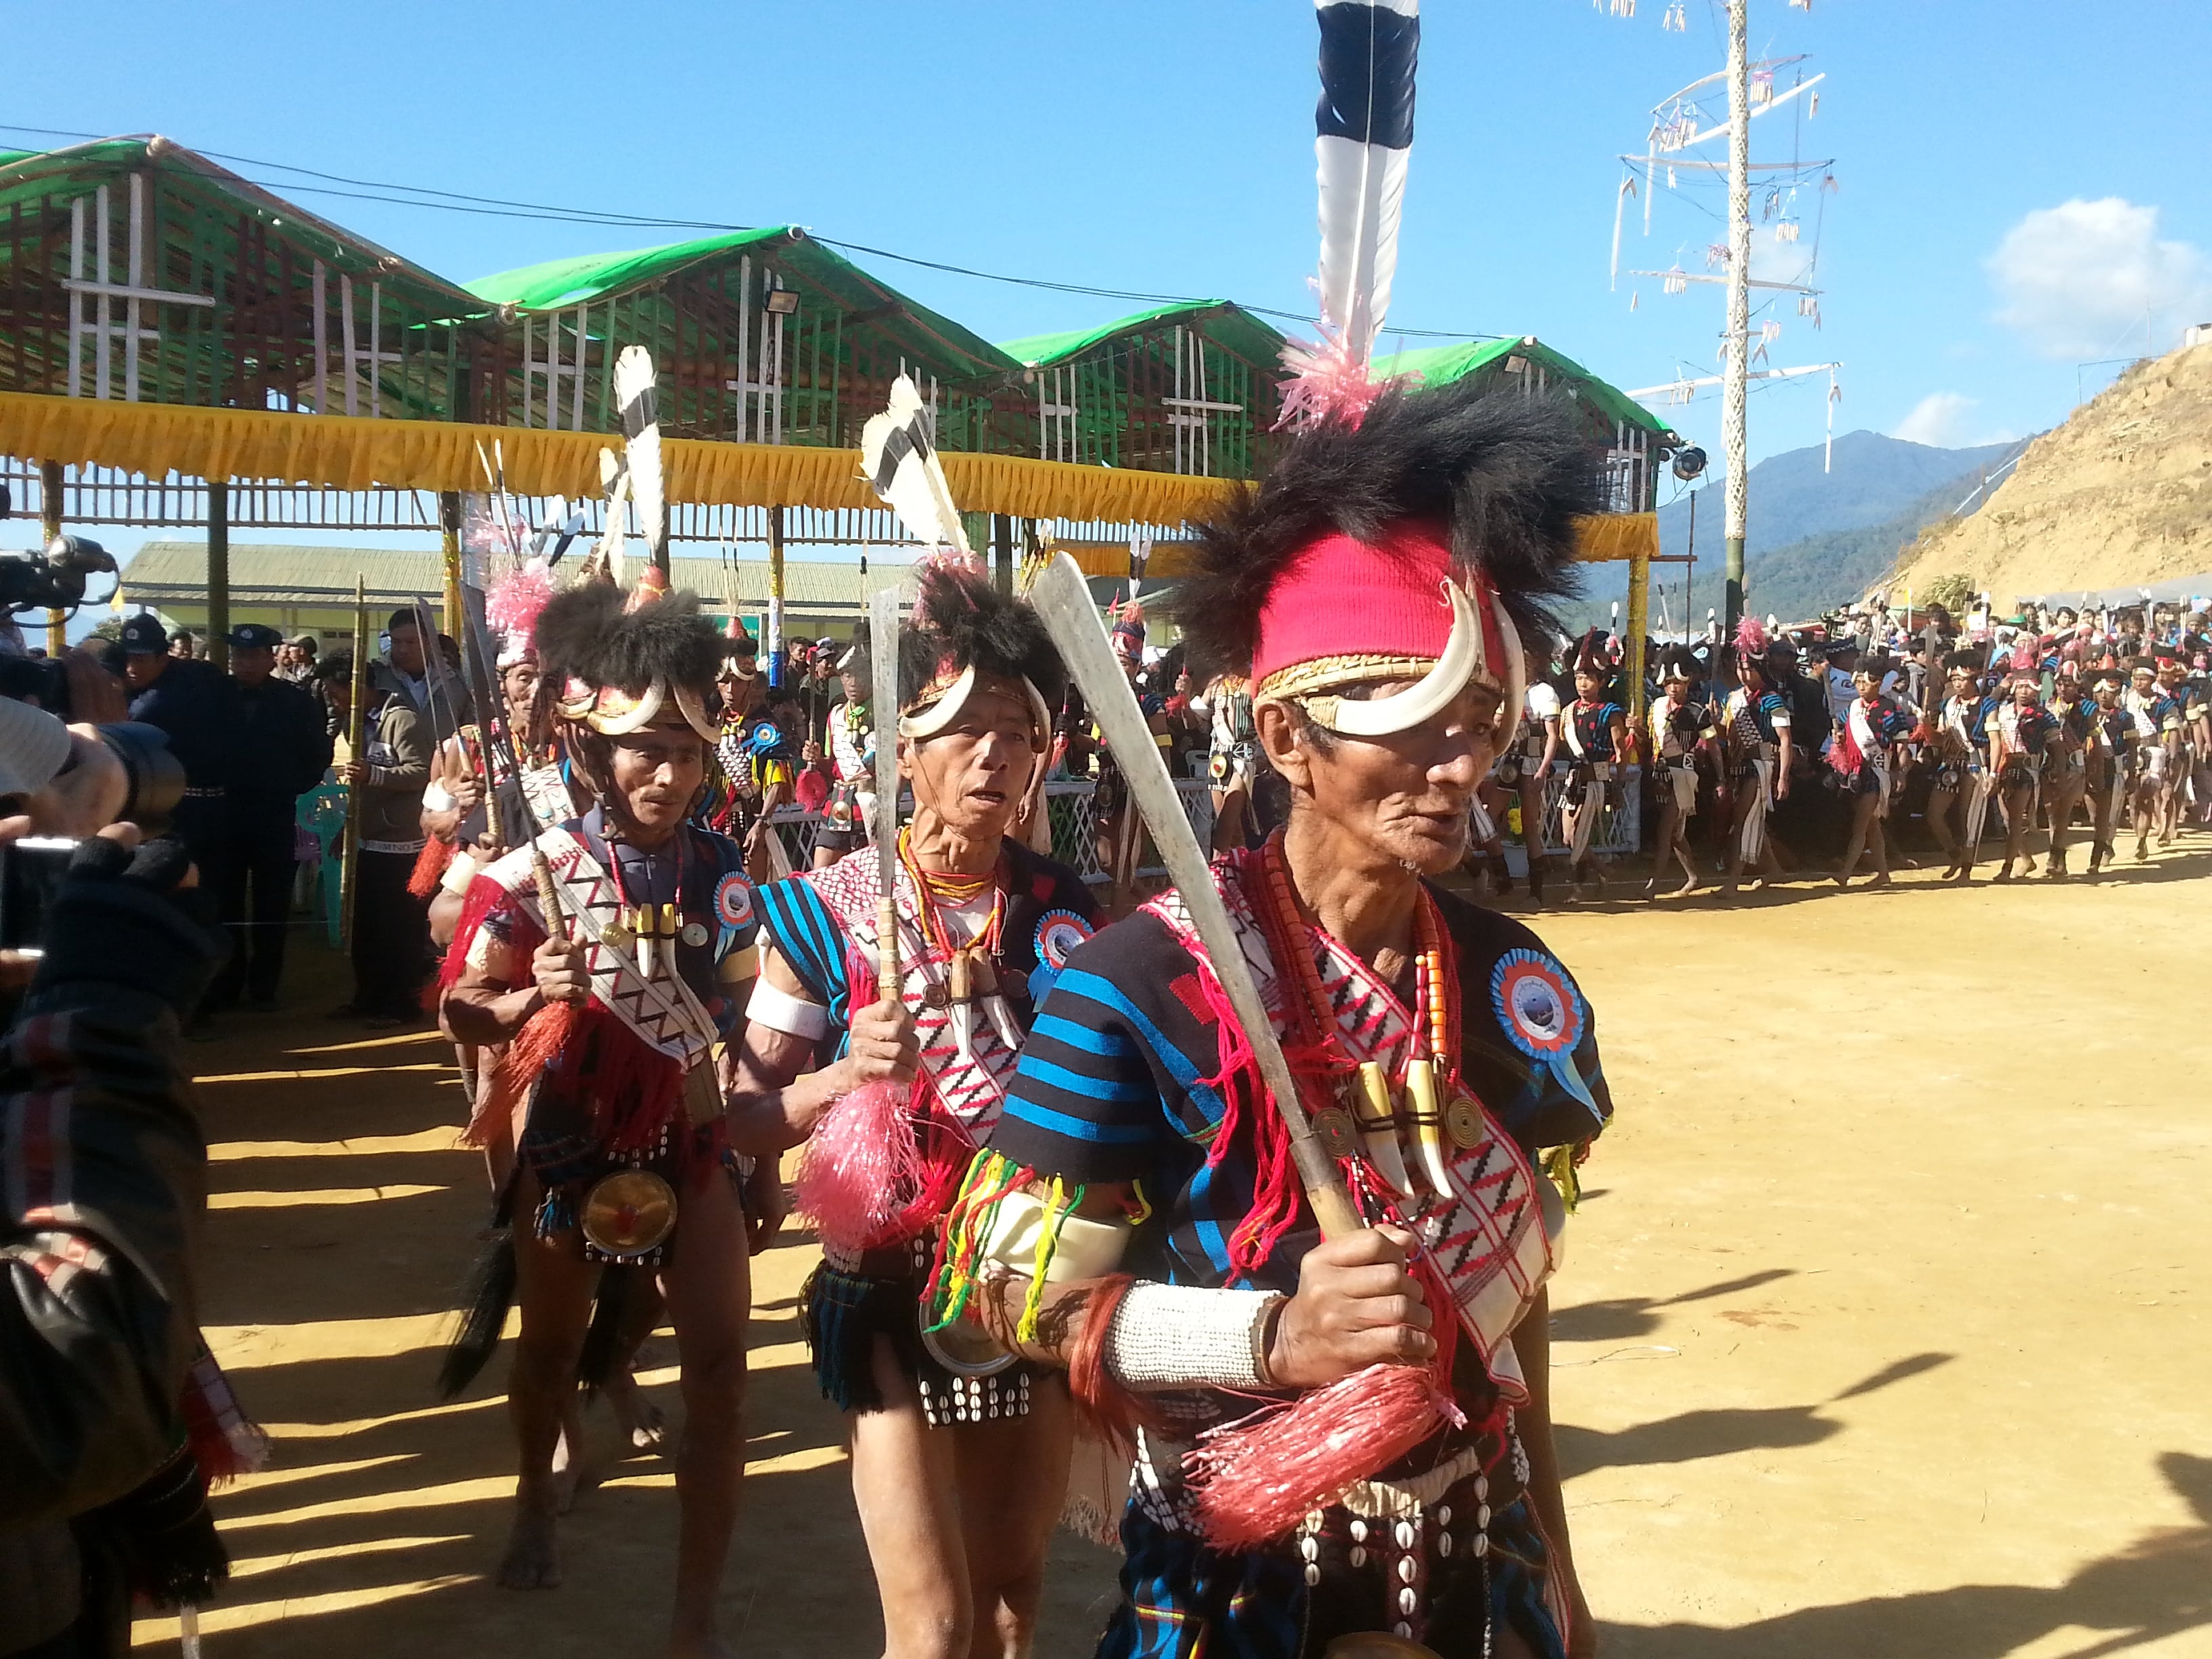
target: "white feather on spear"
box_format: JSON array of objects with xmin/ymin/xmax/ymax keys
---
[
  {"xmin": 1282, "ymin": 0, "xmax": 1420, "ymax": 426},
  {"xmin": 859, "ymin": 374, "xmax": 972, "ymax": 558}
]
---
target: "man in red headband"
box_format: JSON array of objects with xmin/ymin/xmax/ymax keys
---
[{"xmin": 930, "ymin": 382, "xmax": 1615, "ymax": 1659}]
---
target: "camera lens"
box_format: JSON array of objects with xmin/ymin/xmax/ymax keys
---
[{"xmin": 96, "ymin": 722, "xmax": 185, "ymax": 833}]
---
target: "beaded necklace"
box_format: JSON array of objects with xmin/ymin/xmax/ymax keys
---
[{"xmin": 897, "ymin": 825, "xmax": 1006, "ymax": 960}]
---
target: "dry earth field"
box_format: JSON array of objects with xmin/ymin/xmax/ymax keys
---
[{"xmin": 133, "ymin": 848, "xmax": 2212, "ymax": 1657}]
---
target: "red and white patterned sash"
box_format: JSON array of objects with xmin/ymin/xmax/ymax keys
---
[
  {"xmin": 804, "ymin": 853, "xmax": 1022, "ymax": 1134},
  {"xmin": 478, "ymin": 827, "xmax": 719, "ymax": 1068},
  {"xmin": 1143, "ymin": 876, "xmax": 1557, "ymax": 1385}
]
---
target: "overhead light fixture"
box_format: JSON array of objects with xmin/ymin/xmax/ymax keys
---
[{"xmin": 763, "ymin": 289, "xmax": 800, "ymax": 316}]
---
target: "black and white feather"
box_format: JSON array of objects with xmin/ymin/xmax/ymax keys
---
[
  {"xmin": 616, "ymin": 346, "xmax": 668, "ymax": 570},
  {"xmin": 1315, "ymin": 0, "xmax": 1419, "ymax": 362},
  {"xmin": 861, "ymin": 375, "xmax": 971, "ymax": 555}
]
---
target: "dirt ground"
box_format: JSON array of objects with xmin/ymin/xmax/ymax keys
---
[{"xmin": 132, "ymin": 845, "xmax": 2212, "ymax": 1658}]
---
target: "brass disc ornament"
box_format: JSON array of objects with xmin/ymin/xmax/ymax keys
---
[
  {"xmin": 580, "ymin": 1170, "xmax": 678, "ymax": 1258},
  {"xmin": 1444, "ymin": 1093, "xmax": 1486, "ymax": 1150}
]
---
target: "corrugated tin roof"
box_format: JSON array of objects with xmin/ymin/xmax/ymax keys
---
[
  {"xmin": 121, "ymin": 541, "xmax": 918, "ymax": 611},
  {"xmin": 1373, "ymin": 336, "xmax": 1676, "ymax": 441}
]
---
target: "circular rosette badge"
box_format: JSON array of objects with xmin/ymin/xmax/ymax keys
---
[
  {"xmin": 714, "ymin": 872, "xmax": 756, "ymax": 933},
  {"xmin": 1491, "ymin": 948, "xmax": 1584, "ymax": 1059},
  {"xmin": 1028, "ymin": 909, "xmax": 1094, "ymax": 1003}
]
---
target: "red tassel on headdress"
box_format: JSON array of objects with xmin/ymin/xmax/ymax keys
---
[{"xmin": 1185, "ymin": 1361, "xmax": 1461, "ymax": 1550}]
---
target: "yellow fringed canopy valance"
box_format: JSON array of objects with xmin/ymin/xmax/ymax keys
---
[
  {"xmin": 1047, "ymin": 512, "xmax": 1658, "ymax": 579},
  {"xmin": 0, "ymin": 392, "xmax": 1237, "ymax": 527}
]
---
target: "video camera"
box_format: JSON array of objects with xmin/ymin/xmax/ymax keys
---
[{"xmin": 0, "ymin": 535, "xmax": 120, "ymax": 617}]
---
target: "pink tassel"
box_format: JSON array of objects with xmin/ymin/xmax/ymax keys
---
[
  {"xmin": 1185, "ymin": 1361, "xmax": 1460, "ymax": 1551},
  {"xmin": 487, "ymin": 556, "xmax": 555, "ymax": 647},
  {"xmin": 794, "ymin": 1079, "xmax": 922, "ymax": 1255},
  {"xmin": 1734, "ymin": 613, "xmax": 1770, "ymax": 658},
  {"xmin": 1276, "ymin": 329, "xmax": 1393, "ymax": 430}
]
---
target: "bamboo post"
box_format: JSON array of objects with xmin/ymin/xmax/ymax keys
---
[
  {"xmin": 340, "ymin": 576, "xmax": 368, "ymax": 951},
  {"xmin": 440, "ymin": 490, "xmax": 464, "ymax": 638},
  {"xmin": 38, "ymin": 461, "xmax": 64, "ymax": 656},
  {"xmin": 1625, "ymin": 552, "xmax": 1651, "ymax": 727},
  {"xmin": 991, "ymin": 512, "xmax": 1014, "ymax": 596},
  {"xmin": 766, "ymin": 505, "xmax": 786, "ymax": 689},
  {"xmin": 206, "ymin": 479, "xmax": 230, "ymax": 672}
]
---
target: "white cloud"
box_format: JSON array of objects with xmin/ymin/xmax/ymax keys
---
[
  {"xmin": 1893, "ymin": 392, "xmax": 1978, "ymax": 447},
  {"xmin": 1988, "ymin": 198, "xmax": 2211, "ymax": 360}
]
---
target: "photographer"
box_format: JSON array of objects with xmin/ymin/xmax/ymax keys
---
[{"xmin": 0, "ymin": 697, "xmax": 231, "ymax": 1657}]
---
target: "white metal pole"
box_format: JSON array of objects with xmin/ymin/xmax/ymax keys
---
[{"xmin": 1723, "ymin": 0, "xmax": 1751, "ymax": 633}]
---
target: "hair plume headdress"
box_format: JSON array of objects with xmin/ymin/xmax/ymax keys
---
[{"xmin": 1170, "ymin": 380, "xmax": 1597, "ymax": 688}]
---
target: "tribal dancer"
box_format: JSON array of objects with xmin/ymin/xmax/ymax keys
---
[
  {"xmin": 439, "ymin": 577, "xmax": 766, "ymax": 1658},
  {"xmin": 1200, "ymin": 672, "xmax": 1261, "ymax": 857},
  {"xmin": 1645, "ymin": 647, "xmax": 1715, "ymax": 899},
  {"xmin": 1988, "ymin": 672, "xmax": 2061, "ymax": 882},
  {"xmin": 1488, "ymin": 651, "xmax": 1562, "ymax": 907},
  {"xmin": 1094, "ymin": 602, "xmax": 1170, "ymax": 910},
  {"xmin": 2124, "ymin": 662, "xmax": 2167, "ymax": 861},
  {"xmin": 1830, "ymin": 654, "xmax": 1913, "ymax": 888},
  {"xmin": 1720, "ymin": 619, "xmax": 1793, "ymax": 898},
  {"xmin": 934, "ymin": 384, "xmax": 1612, "ymax": 1659},
  {"xmin": 1928, "ymin": 652, "xmax": 1995, "ymax": 882},
  {"xmin": 2080, "ymin": 668, "xmax": 2131, "ymax": 876},
  {"xmin": 2152, "ymin": 649, "xmax": 2202, "ymax": 844},
  {"xmin": 1558, "ymin": 630, "xmax": 1631, "ymax": 899},
  {"xmin": 729, "ymin": 561, "xmax": 1099, "ymax": 1659},
  {"xmin": 2041, "ymin": 670, "xmax": 2095, "ymax": 880},
  {"xmin": 815, "ymin": 635, "xmax": 877, "ymax": 869}
]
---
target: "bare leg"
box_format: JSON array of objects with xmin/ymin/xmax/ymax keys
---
[
  {"xmin": 1927, "ymin": 788, "xmax": 1959, "ymax": 874},
  {"xmin": 501, "ymin": 1174, "xmax": 600, "ymax": 1591},
  {"xmin": 1647, "ymin": 799, "xmax": 1679, "ymax": 897},
  {"xmin": 1721, "ymin": 787, "xmax": 1755, "ymax": 897},
  {"xmin": 850, "ymin": 1344, "xmax": 970, "ymax": 1659},
  {"xmin": 661, "ymin": 1171, "xmax": 754, "ymax": 1659},
  {"xmin": 2135, "ymin": 778, "xmax": 2157, "ymax": 859},
  {"xmin": 1516, "ymin": 781, "xmax": 1550, "ymax": 907},
  {"xmin": 1836, "ymin": 792, "xmax": 1877, "ymax": 886},
  {"xmin": 1866, "ymin": 811, "xmax": 1891, "ymax": 884},
  {"xmin": 954, "ymin": 1380, "xmax": 1074, "ymax": 1658},
  {"xmin": 1995, "ymin": 784, "xmax": 2034, "ymax": 878},
  {"xmin": 602, "ymin": 1282, "xmax": 671, "ymax": 1454},
  {"xmin": 2045, "ymin": 781, "xmax": 2083, "ymax": 876}
]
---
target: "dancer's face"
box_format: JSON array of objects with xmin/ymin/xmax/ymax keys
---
[
  {"xmin": 608, "ymin": 720, "xmax": 705, "ymax": 837},
  {"xmin": 1260, "ymin": 679, "xmax": 1499, "ymax": 877},
  {"xmin": 901, "ymin": 677, "xmax": 1038, "ymax": 842}
]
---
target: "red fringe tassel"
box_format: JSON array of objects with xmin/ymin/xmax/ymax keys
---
[
  {"xmin": 407, "ymin": 835, "xmax": 455, "ymax": 900},
  {"xmin": 1186, "ymin": 1361, "xmax": 1460, "ymax": 1551},
  {"xmin": 1066, "ymin": 1272, "xmax": 1143, "ymax": 1454}
]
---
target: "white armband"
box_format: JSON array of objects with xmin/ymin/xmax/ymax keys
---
[
  {"xmin": 1104, "ymin": 1282, "xmax": 1285, "ymax": 1393},
  {"xmin": 745, "ymin": 978, "xmax": 830, "ymax": 1040},
  {"xmin": 422, "ymin": 780, "xmax": 457, "ymax": 813}
]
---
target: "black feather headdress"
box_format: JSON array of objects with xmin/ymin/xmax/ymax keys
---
[
  {"xmin": 1170, "ymin": 380, "xmax": 1601, "ymax": 684},
  {"xmin": 898, "ymin": 560, "xmax": 1065, "ymax": 715},
  {"xmin": 536, "ymin": 582, "xmax": 722, "ymax": 699}
]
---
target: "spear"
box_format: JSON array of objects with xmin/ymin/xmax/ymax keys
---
[{"xmin": 340, "ymin": 575, "xmax": 367, "ymax": 951}]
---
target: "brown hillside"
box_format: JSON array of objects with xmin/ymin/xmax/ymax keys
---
[{"xmin": 1881, "ymin": 340, "xmax": 2212, "ymax": 607}]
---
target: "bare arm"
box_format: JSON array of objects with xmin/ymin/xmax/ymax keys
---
[
  {"xmin": 1538, "ymin": 715, "xmax": 1561, "ymax": 777},
  {"xmin": 724, "ymin": 945, "xmax": 917, "ymax": 1158},
  {"xmin": 441, "ymin": 928, "xmax": 586, "ymax": 1046}
]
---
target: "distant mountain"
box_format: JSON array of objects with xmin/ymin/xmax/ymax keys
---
[
  {"xmin": 1741, "ymin": 463, "xmax": 2006, "ymax": 624},
  {"xmin": 1658, "ymin": 430, "xmax": 2020, "ymax": 564}
]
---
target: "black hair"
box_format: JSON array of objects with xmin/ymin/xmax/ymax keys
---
[
  {"xmin": 898, "ymin": 560, "xmax": 1065, "ymax": 712},
  {"xmin": 1169, "ymin": 380, "xmax": 1599, "ymax": 684},
  {"xmin": 386, "ymin": 608, "xmax": 420, "ymax": 635}
]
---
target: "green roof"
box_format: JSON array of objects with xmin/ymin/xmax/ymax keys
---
[
  {"xmin": 0, "ymin": 138, "xmax": 487, "ymax": 309},
  {"xmin": 1374, "ymin": 335, "xmax": 1674, "ymax": 441},
  {"xmin": 468, "ymin": 228, "xmax": 1019, "ymax": 385},
  {"xmin": 1002, "ymin": 300, "xmax": 1287, "ymax": 370}
]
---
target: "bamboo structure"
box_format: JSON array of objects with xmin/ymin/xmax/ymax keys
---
[{"xmin": 339, "ymin": 575, "xmax": 367, "ymax": 949}]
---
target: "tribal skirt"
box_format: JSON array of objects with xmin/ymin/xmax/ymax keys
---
[
  {"xmin": 801, "ymin": 1241, "xmax": 1045, "ymax": 1429},
  {"xmin": 1098, "ymin": 1492, "xmax": 1566, "ymax": 1659}
]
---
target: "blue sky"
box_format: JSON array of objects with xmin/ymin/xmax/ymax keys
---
[{"xmin": 8, "ymin": 0, "xmax": 2210, "ymax": 502}]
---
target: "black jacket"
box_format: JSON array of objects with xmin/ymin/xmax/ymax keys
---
[
  {"xmin": 0, "ymin": 847, "xmax": 222, "ymax": 1654},
  {"xmin": 226, "ymin": 674, "xmax": 333, "ymax": 815}
]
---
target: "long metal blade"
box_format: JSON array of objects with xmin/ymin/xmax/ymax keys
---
[
  {"xmin": 1027, "ymin": 553, "xmax": 1359, "ymax": 1238},
  {"xmin": 868, "ymin": 582, "xmax": 905, "ymax": 996}
]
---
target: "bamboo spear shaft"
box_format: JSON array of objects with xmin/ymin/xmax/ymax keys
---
[{"xmin": 340, "ymin": 575, "xmax": 368, "ymax": 950}]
